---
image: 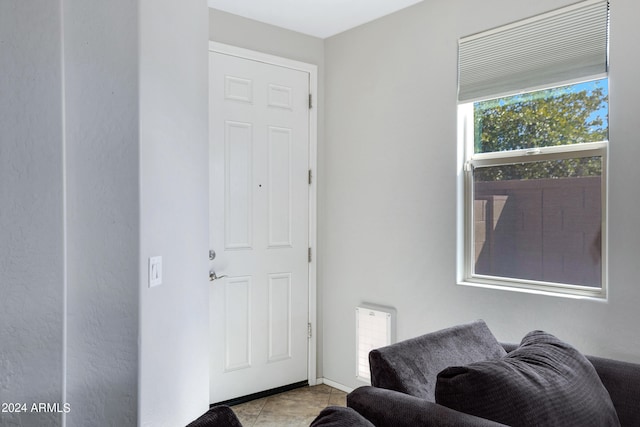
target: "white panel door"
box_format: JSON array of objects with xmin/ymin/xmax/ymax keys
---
[{"xmin": 209, "ymin": 51, "xmax": 310, "ymax": 403}]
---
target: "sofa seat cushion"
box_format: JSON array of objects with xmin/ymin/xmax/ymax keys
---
[
  {"xmin": 369, "ymin": 320, "xmax": 507, "ymax": 401},
  {"xmin": 435, "ymin": 330, "xmax": 621, "ymax": 427}
]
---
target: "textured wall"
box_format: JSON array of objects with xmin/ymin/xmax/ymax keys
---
[
  {"xmin": 2, "ymin": 2, "xmax": 211, "ymax": 426},
  {"xmin": 0, "ymin": 1, "xmax": 64, "ymax": 426},
  {"xmin": 63, "ymin": 0, "xmax": 139, "ymax": 425},
  {"xmin": 323, "ymin": 0, "xmax": 640, "ymax": 391}
]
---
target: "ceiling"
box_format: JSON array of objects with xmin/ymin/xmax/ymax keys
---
[{"xmin": 207, "ymin": 0, "xmax": 424, "ymax": 39}]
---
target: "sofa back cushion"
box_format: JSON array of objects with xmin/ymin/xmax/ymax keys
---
[
  {"xmin": 435, "ymin": 330, "xmax": 621, "ymax": 427},
  {"xmin": 369, "ymin": 320, "xmax": 506, "ymax": 401}
]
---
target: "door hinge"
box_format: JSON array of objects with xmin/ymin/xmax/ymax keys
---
[
  {"xmin": 308, "ymin": 247, "xmax": 312, "ymax": 263},
  {"xmin": 308, "ymin": 93, "xmax": 312, "ymax": 109},
  {"xmin": 308, "ymin": 169, "xmax": 312, "ymax": 185},
  {"xmin": 308, "ymin": 322, "xmax": 312, "ymax": 338}
]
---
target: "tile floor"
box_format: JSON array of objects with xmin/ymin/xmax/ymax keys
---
[{"xmin": 230, "ymin": 384, "xmax": 347, "ymax": 427}]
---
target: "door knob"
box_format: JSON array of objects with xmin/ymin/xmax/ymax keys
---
[{"xmin": 209, "ymin": 271, "xmax": 227, "ymax": 282}]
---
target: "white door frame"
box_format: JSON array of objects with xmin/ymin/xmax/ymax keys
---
[{"xmin": 208, "ymin": 41, "xmax": 318, "ymax": 386}]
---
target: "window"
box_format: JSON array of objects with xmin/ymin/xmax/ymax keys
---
[{"xmin": 457, "ymin": 0, "xmax": 609, "ymax": 298}]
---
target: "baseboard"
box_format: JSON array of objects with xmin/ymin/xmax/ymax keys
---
[{"xmin": 318, "ymin": 378, "xmax": 354, "ymax": 394}]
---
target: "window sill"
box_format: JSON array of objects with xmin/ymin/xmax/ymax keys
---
[{"xmin": 457, "ymin": 278, "xmax": 608, "ymax": 301}]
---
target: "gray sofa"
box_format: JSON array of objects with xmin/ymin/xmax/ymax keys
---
[
  {"xmin": 347, "ymin": 320, "xmax": 640, "ymax": 427},
  {"xmin": 186, "ymin": 405, "xmax": 242, "ymax": 427}
]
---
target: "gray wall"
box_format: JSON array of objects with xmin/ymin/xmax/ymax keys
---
[
  {"xmin": 139, "ymin": 0, "xmax": 210, "ymax": 425},
  {"xmin": 323, "ymin": 0, "xmax": 640, "ymax": 390},
  {"xmin": 64, "ymin": 0, "xmax": 139, "ymax": 424},
  {"xmin": 1, "ymin": 1, "xmax": 209, "ymax": 426},
  {"xmin": 1, "ymin": 0, "xmax": 139, "ymax": 425},
  {"xmin": 0, "ymin": 1, "xmax": 64, "ymax": 425},
  {"xmin": 209, "ymin": 8, "xmax": 327, "ymax": 379}
]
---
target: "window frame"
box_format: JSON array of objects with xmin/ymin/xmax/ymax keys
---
[{"xmin": 457, "ymin": 88, "xmax": 609, "ymax": 299}]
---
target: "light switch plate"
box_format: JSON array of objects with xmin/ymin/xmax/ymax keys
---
[{"xmin": 149, "ymin": 256, "xmax": 162, "ymax": 287}]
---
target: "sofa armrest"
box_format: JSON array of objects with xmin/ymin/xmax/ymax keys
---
[
  {"xmin": 587, "ymin": 355, "xmax": 640, "ymax": 427},
  {"xmin": 347, "ymin": 386, "xmax": 508, "ymax": 427},
  {"xmin": 503, "ymin": 342, "xmax": 640, "ymax": 427}
]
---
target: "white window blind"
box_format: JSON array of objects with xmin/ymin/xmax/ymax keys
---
[{"xmin": 458, "ymin": 0, "xmax": 609, "ymax": 102}]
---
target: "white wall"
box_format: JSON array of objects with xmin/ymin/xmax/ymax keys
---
[
  {"xmin": 209, "ymin": 9, "xmax": 325, "ymax": 67},
  {"xmin": 323, "ymin": 0, "xmax": 640, "ymax": 390},
  {"xmin": 0, "ymin": 1, "xmax": 64, "ymax": 426},
  {"xmin": 2, "ymin": 1, "xmax": 210, "ymax": 426},
  {"xmin": 139, "ymin": 0, "xmax": 210, "ymax": 426},
  {"xmin": 209, "ymin": 9, "xmax": 327, "ymax": 378}
]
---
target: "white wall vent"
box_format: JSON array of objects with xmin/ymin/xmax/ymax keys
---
[{"xmin": 356, "ymin": 304, "xmax": 395, "ymax": 383}]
